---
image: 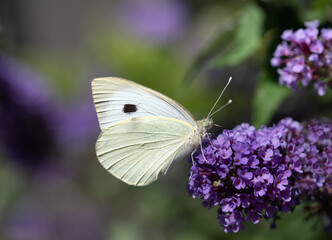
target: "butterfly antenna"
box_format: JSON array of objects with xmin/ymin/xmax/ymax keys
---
[
  {"xmin": 209, "ymin": 99, "xmax": 232, "ymax": 117},
  {"xmin": 207, "ymin": 77, "xmax": 232, "ymax": 118}
]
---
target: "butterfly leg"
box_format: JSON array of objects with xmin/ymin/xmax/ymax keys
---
[
  {"xmin": 188, "ymin": 150, "xmax": 197, "ymax": 181},
  {"xmin": 199, "ymin": 140, "xmax": 209, "ymax": 163},
  {"xmin": 207, "ymin": 134, "xmax": 217, "ymax": 150}
]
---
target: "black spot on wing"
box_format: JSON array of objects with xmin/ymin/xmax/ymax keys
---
[{"xmin": 123, "ymin": 104, "xmax": 137, "ymax": 113}]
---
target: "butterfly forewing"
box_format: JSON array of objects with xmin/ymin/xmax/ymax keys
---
[
  {"xmin": 92, "ymin": 77, "xmax": 196, "ymax": 130},
  {"xmin": 96, "ymin": 117, "xmax": 196, "ymax": 186}
]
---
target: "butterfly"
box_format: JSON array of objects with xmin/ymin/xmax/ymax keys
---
[{"xmin": 92, "ymin": 77, "xmax": 231, "ymax": 186}]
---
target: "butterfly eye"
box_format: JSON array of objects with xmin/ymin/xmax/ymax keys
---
[{"xmin": 123, "ymin": 104, "xmax": 137, "ymax": 113}]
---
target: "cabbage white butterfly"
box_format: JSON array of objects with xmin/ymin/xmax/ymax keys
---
[{"xmin": 92, "ymin": 77, "xmax": 231, "ymax": 186}]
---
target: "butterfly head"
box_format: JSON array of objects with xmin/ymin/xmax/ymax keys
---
[{"xmin": 202, "ymin": 117, "xmax": 214, "ymax": 131}]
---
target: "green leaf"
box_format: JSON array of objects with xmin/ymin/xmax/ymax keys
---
[
  {"xmin": 212, "ymin": 4, "xmax": 265, "ymax": 67},
  {"xmin": 252, "ymin": 69, "xmax": 291, "ymax": 128},
  {"xmin": 184, "ymin": 28, "xmax": 235, "ymax": 82},
  {"xmin": 185, "ymin": 3, "xmax": 265, "ymax": 82}
]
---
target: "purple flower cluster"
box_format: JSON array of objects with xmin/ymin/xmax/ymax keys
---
[
  {"xmin": 271, "ymin": 20, "xmax": 332, "ymax": 96},
  {"xmin": 290, "ymin": 119, "xmax": 332, "ymax": 195},
  {"xmin": 187, "ymin": 118, "xmax": 332, "ymax": 233}
]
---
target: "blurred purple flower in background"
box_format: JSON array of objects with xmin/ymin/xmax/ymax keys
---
[
  {"xmin": 0, "ymin": 54, "xmax": 58, "ymax": 169},
  {"xmin": 187, "ymin": 118, "xmax": 332, "ymax": 233},
  {"xmin": 271, "ymin": 20, "xmax": 332, "ymax": 96},
  {"xmin": 55, "ymin": 100, "xmax": 99, "ymax": 153},
  {"xmin": 116, "ymin": 0, "xmax": 188, "ymax": 44},
  {"xmin": 0, "ymin": 53, "xmax": 102, "ymax": 239},
  {"xmin": 0, "ymin": 53, "xmax": 98, "ymax": 171}
]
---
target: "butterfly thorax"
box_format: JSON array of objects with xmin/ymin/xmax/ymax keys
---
[
  {"xmin": 180, "ymin": 117, "xmax": 213, "ymax": 160},
  {"xmin": 196, "ymin": 118, "xmax": 213, "ymax": 139}
]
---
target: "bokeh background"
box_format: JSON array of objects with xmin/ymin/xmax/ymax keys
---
[{"xmin": 0, "ymin": 0, "xmax": 331, "ymax": 239}]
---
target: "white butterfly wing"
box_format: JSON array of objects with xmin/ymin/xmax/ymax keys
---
[
  {"xmin": 92, "ymin": 77, "xmax": 196, "ymax": 131},
  {"xmin": 96, "ymin": 117, "xmax": 197, "ymax": 186}
]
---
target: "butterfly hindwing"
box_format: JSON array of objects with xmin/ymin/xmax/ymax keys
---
[{"xmin": 96, "ymin": 116, "xmax": 196, "ymax": 186}]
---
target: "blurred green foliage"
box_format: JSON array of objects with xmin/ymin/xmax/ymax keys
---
[
  {"xmin": 252, "ymin": 69, "xmax": 291, "ymax": 127},
  {"xmin": 211, "ymin": 4, "xmax": 264, "ymax": 68}
]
